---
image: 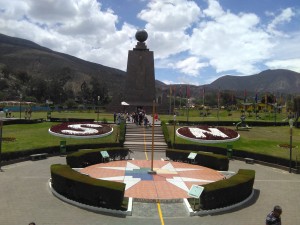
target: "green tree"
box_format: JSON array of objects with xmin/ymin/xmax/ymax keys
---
[
  {"xmin": 15, "ymin": 71, "xmax": 31, "ymax": 84},
  {"xmin": 293, "ymin": 96, "xmax": 300, "ymax": 124},
  {"xmin": 90, "ymin": 78, "xmax": 110, "ymax": 105},
  {"xmin": 65, "ymin": 99, "xmax": 77, "ymax": 109},
  {"xmin": 261, "ymin": 93, "xmax": 276, "ymax": 104},
  {"xmin": 221, "ymin": 91, "xmax": 236, "ymax": 106},
  {"xmin": 1, "ymin": 64, "xmax": 10, "ymax": 78},
  {"xmin": 0, "ymin": 80, "xmax": 9, "ymax": 90},
  {"xmin": 26, "ymin": 77, "xmax": 48, "ymax": 102},
  {"xmin": 80, "ymin": 81, "xmax": 92, "ymax": 104}
]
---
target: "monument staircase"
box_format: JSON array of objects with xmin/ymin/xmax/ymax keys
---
[{"xmin": 124, "ymin": 123, "xmax": 168, "ymax": 153}]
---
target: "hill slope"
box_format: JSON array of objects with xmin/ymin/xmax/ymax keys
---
[
  {"xmin": 1, "ymin": 33, "xmax": 299, "ymax": 105},
  {"xmin": 0, "ymin": 33, "xmax": 126, "ymax": 95},
  {"xmin": 209, "ymin": 69, "xmax": 300, "ymax": 93}
]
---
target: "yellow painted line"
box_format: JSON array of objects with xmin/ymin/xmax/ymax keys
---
[
  {"xmin": 143, "ymin": 127, "xmax": 148, "ymax": 160},
  {"xmin": 157, "ymin": 202, "xmax": 165, "ymax": 225}
]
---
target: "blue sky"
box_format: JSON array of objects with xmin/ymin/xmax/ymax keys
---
[{"xmin": 0, "ymin": 0, "xmax": 299, "ymax": 85}]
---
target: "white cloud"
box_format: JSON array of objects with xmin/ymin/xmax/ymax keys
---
[
  {"xmin": 27, "ymin": 0, "xmax": 78, "ymax": 23},
  {"xmin": 189, "ymin": 0, "xmax": 274, "ymax": 75},
  {"xmin": 174, "ymin": 57, "xmax": 208, "ymax": 76},
  {"xmin": 265, "ymin": 58, "xmax": 300, "ymax": 73},
  {"xmin": 138, "ymin": 0, "xmax": 200, "ymax": 32},
  {"xmin": 267, "ymin": 8, "xmax": 295, "ymax": 36},
  {"xmin": 0, "ymin": 0, "xmax": 299, "ymax": 85},
  {"xmin": 162, "ymin": 79, "xmax": 175, "ymax": 85},
  {"xmin": 203, "ymin": 0, "xmax": 224, "ymax": 18},
  {"xmin": 138, "ymin": 0, "xmax": 201, "ymax": 59},
  {"xmin": 0, "ymin": 0, "xmax": 136, "ymax": 71}
]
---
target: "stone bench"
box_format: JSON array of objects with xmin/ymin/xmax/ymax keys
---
[
  {"xmin": 30, "ymin": 153, "xmax": 48, "ymax": 161},
  {"xmin": 245, "ymin": 158, "xmax": 254, "ymax": 164}
]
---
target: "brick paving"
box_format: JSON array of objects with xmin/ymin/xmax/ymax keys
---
[
  {"xmin": 0, "ymin": 122, "xmax": 299, "ymax": 224},
  {"xmin": 80, "ymin": 160, "xmax": 223, "ymax": 199},
  {"xmin": 1, "ymin": 156, "xmax": 299, "ymax": 225}
]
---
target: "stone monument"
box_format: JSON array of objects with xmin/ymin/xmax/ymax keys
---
[{"xmin": 123, "ymin": 30, "xmax": 156, "ymax": 109}]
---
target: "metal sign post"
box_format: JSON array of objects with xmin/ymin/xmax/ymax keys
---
[
  {"xmin": 187, "ymin": 152, "xmax": 197, "ymax": 164},
  {"xmin": 188, "ymin": 185, "xmax": 204, "ymax": 210}
]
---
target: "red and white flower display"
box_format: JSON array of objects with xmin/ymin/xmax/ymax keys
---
[
  {"xmin": 49, "ymin": 122, "xmax": 113, "ymax": 139},
  {"xmin": 176, "ymin": 126, "xmax": 240, "ymax": 143}
]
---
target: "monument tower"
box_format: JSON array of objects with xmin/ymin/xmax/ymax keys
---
[{"xmin": 124, "ymin": 30, "xmax": 156, "ymax": 109}]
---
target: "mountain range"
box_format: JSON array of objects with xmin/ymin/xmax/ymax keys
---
[
  {"xmin": 1, "ymin": 33, "xmax": 300, "ymax": 102},
  {"xmin": 209, "ymin": 69, "xmax": 300, "ymax": 93}
]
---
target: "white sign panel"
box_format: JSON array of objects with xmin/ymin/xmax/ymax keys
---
[
  {"xmin": 187, "ymin": 152, "xmax": 197, "ymax": 160},
  {"xmin": 188, "ymin": 185, "xmax": 204, "ymax": 198}
]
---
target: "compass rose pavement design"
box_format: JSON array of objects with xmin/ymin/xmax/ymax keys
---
[{"xmin": 79, "ymin": 160, "xmax": 224, "ymax": 199}]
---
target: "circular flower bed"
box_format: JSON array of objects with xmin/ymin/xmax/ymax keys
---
[
  {"xmin": 2, "ymin": 137, "xmax": 16, "ymax": 142},
  {"xmin": 278, "ymin": 143, "xmax": 297, "ymax": 149},
  {"xmin": 176, "ymin": 126, "xmax": 240, "ymax": 143},
  {"xmin": 49, "ymin": 122, "xmax": 113, "ymax": 139}
]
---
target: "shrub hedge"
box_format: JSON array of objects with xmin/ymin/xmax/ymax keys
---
[
  {"xmin": 51, "ymin": 164, "xmax": 126, "ymax": 210},
  {"xmin": 166, "ymin": 149, "xmax": 229, "ymax": 171},
  {"xmin": 2, "ymin": 119, "xmax": 44, "ymax": 125},
  {"xmin": 119, "ymin": 121, "xmax": 126, "ymax": 145},
  {"xmin": 200, "ymin": 169, "xmax": 255, "ymax": 210},
  {"xmin": 172, "ymin": 143, "xmax": 297, "ymax": 169},
  {"xmin": 161, "ymin": 121, "xmax": 171, "ymax": 147},
  {"xmin": 50, "ymin": 118, "xmax": 95, "ymax": 122},
  {"xmin": 1, "ymin": 143, "xmax": 122, "ymax": 162},
  {"xmin": 66, "ymin": 147, "xmax": 131, "ymax": 168},
  {"xmin": 168, "ymin": 120, "xmax": 287, "ymax": 127}
]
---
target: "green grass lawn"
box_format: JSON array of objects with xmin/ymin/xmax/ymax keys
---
[
  {"xmin": 27, "ymin": 108, "xmax": 288, "ymax": 123},
  {"xmin": 160, "ymin": 108, "xmax": 288, "ymax": 123},
  {"xmin": 2, "ymin": 110, "xmax": 299, "ymax": 161},
  {"xmin": 30, "ymin": 111, "xmax": 114, "ymax": 121},
  {"xmin": 168, "ymin": 125, "xmax": 300, "ymax": 161},
  {"xmin": 2, "ymin": 122, "xmax": 119, "ymax": 152}
]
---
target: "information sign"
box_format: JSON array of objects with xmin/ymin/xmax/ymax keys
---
[
  {"xmin": 188, "ymin": 185, "xmax": 204, "ymax": 198},
  {"xmin": 100, "ymin": 151, "xmax": 109, "ymax": 158},
  {"xmin": 187, "ymin": 152, "xmax": 197, "ymax": 160}
]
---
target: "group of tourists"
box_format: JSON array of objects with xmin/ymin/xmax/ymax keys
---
[
  {"xmin": 131, "ymin": 110, "xmax": 149, "ymax": 126},
  {"xmin": 0, "ymin": 107, "xmax": 32, "ymax": 119},
  {"xmin": 113, "ymin": 108, "xmax": 152, "ymax": 126}
]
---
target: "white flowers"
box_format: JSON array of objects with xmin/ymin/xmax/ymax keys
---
[
  {"xmin": 48, "ymin": 122, "xmax": 113, "ymax": 139},
  {"xmin": 61, "ymin": 124, "xmax": 102, "ymax": 135},
  {"xmin": 189, "ymin": 128, "xmax": 228, "ymax": 138},
  {"xmin": 176, "ymin": 126, "xmax": 240, "ymax": 144}
]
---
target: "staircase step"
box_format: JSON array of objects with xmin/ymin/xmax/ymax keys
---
[{"xmin": 124, "ymin": 123, "xmax": 168, "ymax": 153}]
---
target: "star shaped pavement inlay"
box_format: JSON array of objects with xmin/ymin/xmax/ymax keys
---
[{"xmin": 81, "ymin": 161, "xmax": 220, "ymax": 192}]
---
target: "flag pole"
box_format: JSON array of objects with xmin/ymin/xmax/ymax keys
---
[
  {"xmin": 217, "ymin": 88, "xmax": 220, "ymax": 124},
  {"xmin": 0, "ymin": 120, "xmax": 3, "ymax": 172},
  {"xmin": 203, "ymin": 90, "xmax": 205, "ymax": 106},
  {"xmin": 173, "ymin": 86, "xmax": 176, "ymax": 113},
  {"xmin": 169, "ymin": 86, "xmax": 172, "ymax": 115},
  {"xmin": 148, "ymin": 99, "xmax": 156, "ymax": 174},
  {"xmin": 179, "ymin": 85, "xmax": 182, "ymax": 109},
  {"xmin": 186, "ymin": 85, "xmax": 189, "ymax": 123}
]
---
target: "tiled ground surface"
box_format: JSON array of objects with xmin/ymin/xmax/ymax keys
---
[{"xmin": 80, "ymin": 160, "xmax": 224, "ymax": 199}]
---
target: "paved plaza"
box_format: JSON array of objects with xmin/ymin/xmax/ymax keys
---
[
  {"xmin": 0, "ymin": 154, "xmax": 299, "ymax": 225},
  {"xmin": 80, "ymin": 160, "xmax": 224, "ymax": 199}
]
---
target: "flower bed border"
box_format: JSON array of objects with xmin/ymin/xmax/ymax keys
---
[
  {"xmin": 176, "ymin": 127, "xmax": 240, "ymax": 144},
  {"xmin": 48, "ymin": 122, "xmax": 113, "ymax": 139}
]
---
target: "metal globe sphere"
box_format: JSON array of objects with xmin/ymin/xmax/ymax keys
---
[{"xmin": 135, "ymin": 30, "xmax": 148, "ymax": 42}]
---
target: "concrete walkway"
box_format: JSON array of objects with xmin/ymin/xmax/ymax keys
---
[{"xmin": 0, "ymin": 155, "xmax": 299, "ymax": 225}]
